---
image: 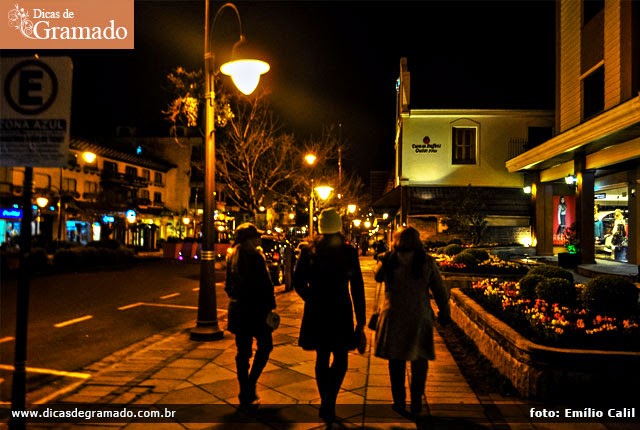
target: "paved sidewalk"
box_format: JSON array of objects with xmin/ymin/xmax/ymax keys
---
[{"xmin": 2, "ymin": 258, "xmax": 635, "ymax": 429}]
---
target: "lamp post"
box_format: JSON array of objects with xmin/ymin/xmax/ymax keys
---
[
  {"xmin": 304, "ymin": 153, "xmax": 317, "ymax": 239},
  {"xmin": 191, "ymin": 1, "xmax": 269, "ymax": 341}
]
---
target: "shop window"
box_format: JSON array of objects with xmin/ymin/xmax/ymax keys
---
[
  {"xmin": 452, "ymin": 127, "xmax": 477, "ymax": 165},
  {"xmin": 583, "ymin": 66, "xmax": 604, "ymax": 120}
]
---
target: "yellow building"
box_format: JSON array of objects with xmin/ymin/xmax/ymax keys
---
[{"xmin": 375, "ymin": 57, "xmax": 553, "ymax": 246}]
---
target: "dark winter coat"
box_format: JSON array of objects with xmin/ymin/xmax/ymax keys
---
[
  {"xmin": 225, "ymin": 242, "xmax": 276, "ymax": 335},
  {"xmin": 373, "ymin": 250, "xmax": 450, "ymax": 361},
  {"xmin": 293, "ymin": 234, "xmax": 366, "ymax": 351}
]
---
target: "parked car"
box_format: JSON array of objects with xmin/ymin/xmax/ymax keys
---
[{"xmin": 260, "ymin": 235, "xmax": 293, "ymax": 289}]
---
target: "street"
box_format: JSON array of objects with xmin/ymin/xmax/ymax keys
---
[{"xmin": 0, "ymin": 259, "xmax": 227, "ymax": 403}]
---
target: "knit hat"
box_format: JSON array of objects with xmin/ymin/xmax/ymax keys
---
[
  {"xmin": 234, "ymin": 223, "xmax": 263, "ymax": 245},
  {"xmin": 318, "ymin": 208, "xmax": 342, "ymax": 234}
]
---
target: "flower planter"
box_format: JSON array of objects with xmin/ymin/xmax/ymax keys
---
[
  {"xmin": 557, "ymin": 251, "xmax": 581, "ymax": 268},
  {"xmin": 449, "ymin": 288, "xmax": 640, "ymax": 402}
]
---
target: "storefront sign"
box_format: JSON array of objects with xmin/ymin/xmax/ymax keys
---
[
  {"xmin": 1, "ymin": 208, "xmax": 23, "ymax": 218},
  {"xmin": 412, "ymin": 136, "xmax": 441, "ymax": 154},
  {"xmin": 595, "ymin": 193, "xmax": 607, "ymax": 199}
]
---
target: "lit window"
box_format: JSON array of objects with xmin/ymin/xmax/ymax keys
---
[{"xmin": 452, "ymin": 127, "xmax": 477, "ymax": 165}]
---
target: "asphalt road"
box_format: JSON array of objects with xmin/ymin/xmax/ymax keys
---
[{"xmin": 0, "ymin": 259, "xmax": 227, "ymax": 403}]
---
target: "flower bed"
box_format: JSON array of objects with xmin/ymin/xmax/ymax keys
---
[
  {"xmin": 435, "ymin": 253, "xmax": 530, "ymax": 276},
  {"xmin": 463, "ymin": 277, "xmax": 640, "ymax": 351},
  {"xmin": 450, "ymin": 288, "xmax": 640, "ymax": 401}
]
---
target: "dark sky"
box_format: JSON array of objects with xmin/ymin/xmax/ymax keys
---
[{"xmin": 8, "ymin": 0, "xmax": 556, "ymax": 182}]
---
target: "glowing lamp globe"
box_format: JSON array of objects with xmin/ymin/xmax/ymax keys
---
[{"xmin": 220, "ymin": 59, "xmax": 270, "ymax": 95}]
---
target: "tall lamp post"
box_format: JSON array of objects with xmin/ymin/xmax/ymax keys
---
[
  {"xmin": 191, "ymin": 1, "xmax": 269, "ymax": 341},
  {"xmin": 304, "ymin": 153, "xmax": 317, "ymax": 239}
]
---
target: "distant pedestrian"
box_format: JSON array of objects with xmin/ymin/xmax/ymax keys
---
[
  {"xmin": 225, "ymin": 223, "xmax": 276, "ymax": 407},
  {"xmin": 293, "ymin": 208, "xmax": 366, "ymax": 422},
  {"xmin": 373, "ymin": 226, "xmax": 451, "ymax": 419}
]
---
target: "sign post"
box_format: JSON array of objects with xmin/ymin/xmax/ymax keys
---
[{"xmin": 1, "ymin": 56, "xmax": 72, "ymax": 429}]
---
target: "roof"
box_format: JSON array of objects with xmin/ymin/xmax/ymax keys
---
[{"xmin": 70, "ymin": 138, "xmax": 177, "ymax": 172}]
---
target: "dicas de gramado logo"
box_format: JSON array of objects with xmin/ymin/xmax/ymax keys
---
[{"xmin": 8, "ymin": 3, "xmax": 128, "ymax": 40}]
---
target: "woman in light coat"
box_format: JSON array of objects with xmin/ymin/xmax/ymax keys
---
[{"xmin": 373, "ymin": 226, "xmax": 450, "ymax": 418}]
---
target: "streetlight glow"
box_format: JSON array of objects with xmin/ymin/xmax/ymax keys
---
[
  {"xmin": 314, "ymin": 185, "xmax": 333, "ymax": 201},
  {"xmin": 220, "ymin": 57, "xmax": 270, "ymax": 95},
  {"xmin": 191, "ymin": 1, "xmax": 269, "ymax": 342}
]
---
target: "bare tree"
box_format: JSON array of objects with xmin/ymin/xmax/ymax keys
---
[{"xmin": 162, "ymin": 67, "xmax": 367, "ymax": 224}]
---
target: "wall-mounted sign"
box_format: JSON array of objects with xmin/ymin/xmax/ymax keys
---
[
  {"xmin": 102, "ymin": 215, "xmax": 115, "ymax": 223},
  {"xmin": 1, "ymin": 208, "xmax": 23, "ymax": 219},
  {"xmin": 595, "ymin": 193, "xmax": 607, "ymax": 199},
  {"xmin": 412, "ymin": 136, "xmax": 442, "ymax": 154}
]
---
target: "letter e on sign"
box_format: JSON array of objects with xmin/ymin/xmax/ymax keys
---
[{"xmin": 0, "ymin": 57, "xmax": 72, "ymax": 167}]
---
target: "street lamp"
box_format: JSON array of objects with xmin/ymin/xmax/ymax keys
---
[
  {"xmin": 191, "ymin": 1, "xmax": 269, "ymax": 341},
  {"xmin": 304, "ymin": 153, "xmax": 318, "ymax": 239}
]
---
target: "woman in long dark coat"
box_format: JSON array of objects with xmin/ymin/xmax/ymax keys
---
[
  {"xmin": 373, "ymin": 226, "xmax": 451, "ymax": 419},
  {"xmin": 225, "ymin": 223, "xmax": 276, "ymax": 407},
  {"xmin": 293, "ymin": 208, "xmax": 366, "ymax": 422}
]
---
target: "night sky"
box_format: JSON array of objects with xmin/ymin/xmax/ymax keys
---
[{"xmin": 3, "ymin": 1, "xmax": 556, "ymax": 182}]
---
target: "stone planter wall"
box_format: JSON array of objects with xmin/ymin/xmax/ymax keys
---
[{"xmin": 450, "ymin": 288, "xmax": 640, "ymax": 402}]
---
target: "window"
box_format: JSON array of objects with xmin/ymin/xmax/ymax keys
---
[
  {"xmin": 139, "ymin": 190, "xmax": 150, "ymax": 200},
  {"xmin": 452, "ymin": 127, "xmax": 477, "ymax": 165},
  {"xmin": 103, "ymin": 161, "xmax": 118, "ymax": 173},
  {"xmin": 153, "ymin": 192, "xmax": 162, "ymax": 204},
  {"xmin": 141, "ymin": 169, "xmax": 150, "ymax": 181},
  {"xmin": 154, "ymin": 172, "xmax": 163, "ymax": 185},
  {"xmin": 583, "ymin": 66, "xmax": 604, "ymax": 120},
  {"xmin": 583, "ymin": 0, "xmax": 604, "ymax": 25},
  {"xmin": 125, "ymin": 166, "xmax": 137, "ymax": 178},
  {"xmin": 62, "ymin": 178, "xmax": 76, "ymax": 192},
  {"xmin": 527, "ymin": 127, "xmax": 553, "ymax": 149},
  {"xmin": 84, "ymin": 181, "xmax": 98, "ymax": 193}
]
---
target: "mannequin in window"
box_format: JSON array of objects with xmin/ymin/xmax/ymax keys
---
[{"xmin": 556, "ymin": 196, "xmax": 567, "ymax": 235}]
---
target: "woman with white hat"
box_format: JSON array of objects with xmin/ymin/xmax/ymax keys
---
[{"xmin": 293, "ymin": 208, "xmax": 366, "ymax": 423}]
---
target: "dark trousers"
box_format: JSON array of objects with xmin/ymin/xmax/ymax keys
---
[
  {"xmin": 388, "ymin": 358, "xmax": 429, "ymax": 412},
  {"xmin": 315, "ymin": 348, "xmax": 349, "ymax": 412},
  {"xmin": 234, "ymin": 327, "xmax": 273, "ymax": 402}
]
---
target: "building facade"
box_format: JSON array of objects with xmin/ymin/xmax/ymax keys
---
[
  {"xmin": 374, "ymin": 57, "xmax": 554, "ymax": 246},
  {"xmin": 0, "ymin": 136, "xmax": 196, "ymax": 250},
  {"xmin": 506, "ymin": 0, "xmax": 640, "ymax": 265}
]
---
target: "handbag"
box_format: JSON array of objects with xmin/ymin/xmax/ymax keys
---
[
  {"xmin": 367, "ymin": 282, "xmax": 383, "ymax": 330},
  {"xmin": 266, "ymin": 310, "xmax": 280, "ymax": 330}
]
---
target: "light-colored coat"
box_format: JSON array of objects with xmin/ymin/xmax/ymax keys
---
[{"xmin": 373, "ymin": 251, "xmax": 450, "ymax": 361}]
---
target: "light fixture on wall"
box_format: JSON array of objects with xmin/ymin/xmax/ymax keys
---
[
  {"xmin": 565, "ymin": 175, "xmax": 577, "ymax": 186},
  {"xmin": 523, "ymin": 185, "xmax": 532, "ymax": 194}
]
